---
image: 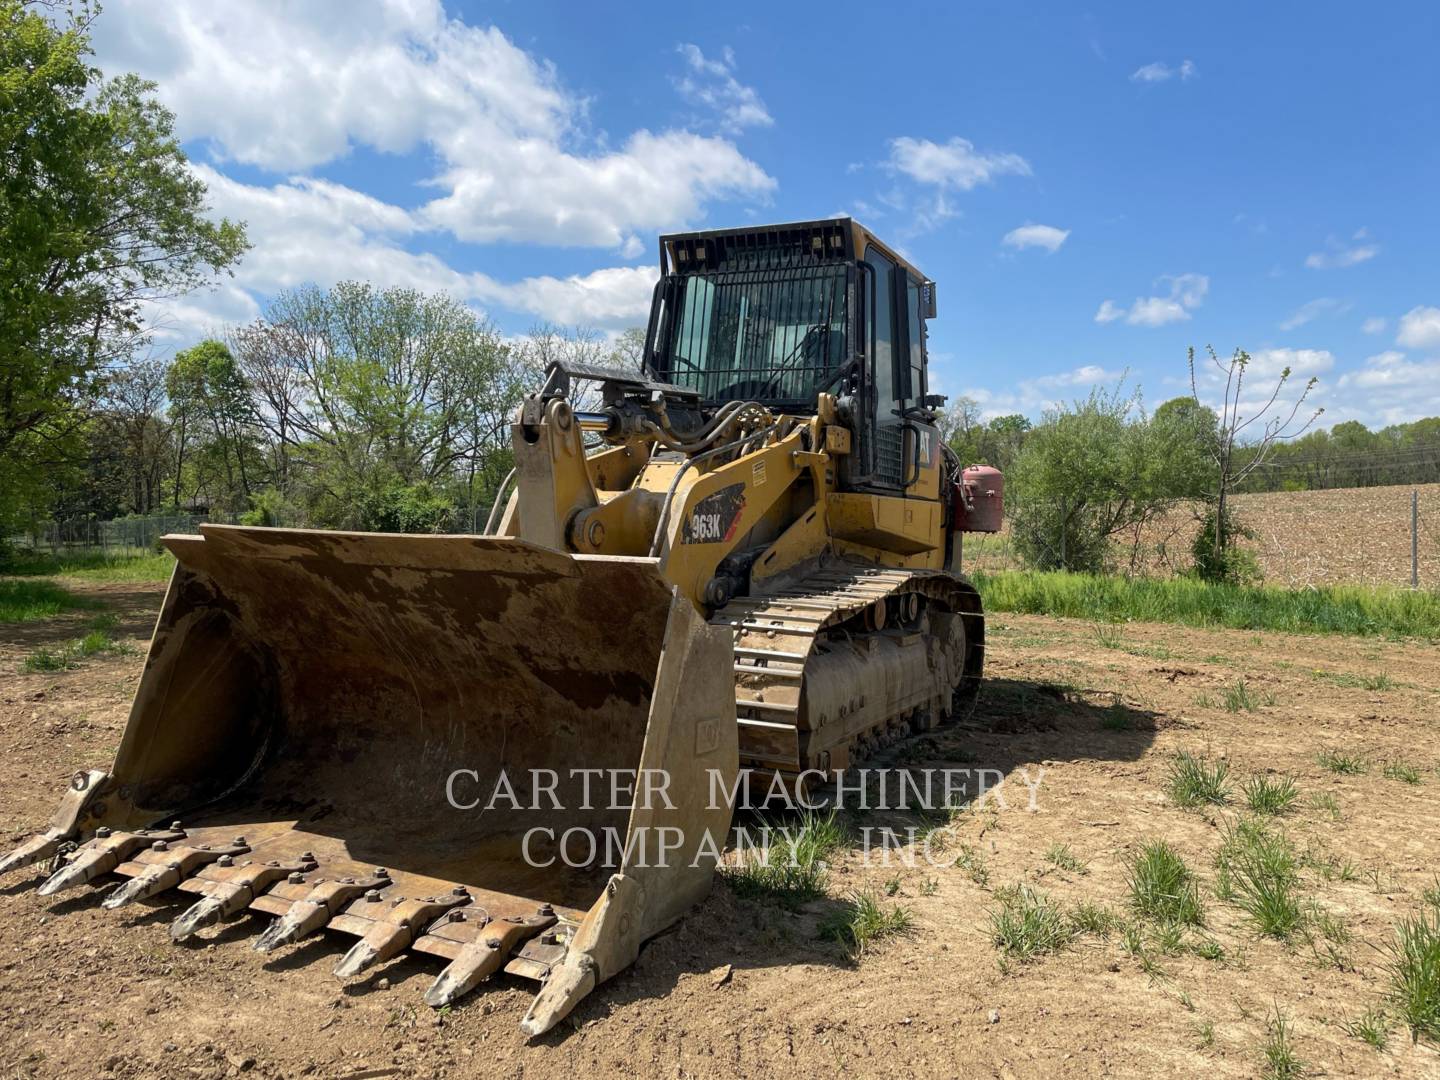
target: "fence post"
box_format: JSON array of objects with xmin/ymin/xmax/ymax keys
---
[
  {"xmin": 1059, "ymin": 494, "xmax": 1067, "ymax": 570},
  {"xmin": 1413, "ymin": 488, "xmax": 1420, "ymax": 589}
]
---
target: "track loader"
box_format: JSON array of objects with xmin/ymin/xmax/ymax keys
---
[{"xmin": 2, "ymin": 218, "xmax": 1002, "ymax": 1036}]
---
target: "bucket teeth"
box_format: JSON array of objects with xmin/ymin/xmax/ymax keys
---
[
  {"xmin": 37, "ymin": 828, "xmax": 187, "ymax": 897},
  {"xmin": 254, "ymin": 900, "xmax": 328, "ymax": 954},
  {"xmin": 253, "ymin": 872, "xmax": 388, "ymax": 955},
  {"xmin": 0, "ymin": 831, "xmax": 62, "ymax": 878},
  {"xmin": 102, "ymin": 864, "xmax": 180, "ymax": 909},
  {"xmin": 421, "ymin": 908, "xmax": 556, "ymax": 1008},
  {"xmin": 333, "ymin": 930, "xmax": 400, "ymax": 979},
  {"xmin": 170, "ymin": 894, "xmax": 226, "ymax": 941}
]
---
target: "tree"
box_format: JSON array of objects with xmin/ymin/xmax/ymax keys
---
[
  {"xmin": 1189, "ymin": 346, "xmax": 1321, "ymax": 576},
  {"xmin": 167, "ymin": 340, "xmax": 260, "ymax": 514},
  {"xmin": 229, "ymin": 283, "xmax": 524, "ymax": 529},
  {"xmin": 1008, "ymin": 386, "xmax": 1213, "ymax": 573},
  {"xmin": 0, "ymin": 0, "xmax": 247, "ymax": 525}
]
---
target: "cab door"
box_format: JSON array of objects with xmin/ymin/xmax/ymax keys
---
[
  {"xmin": 861, "ymin": 245, "xmax": 907, "ymax": 489},
  {"xmin": 901, "ymin": 276, "xmax": 941, "ymax": 502}
]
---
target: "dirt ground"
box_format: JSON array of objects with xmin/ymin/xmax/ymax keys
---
[{"xmin": 2, "ymin": 579, "xmax": 1439, "ymax": 1079}]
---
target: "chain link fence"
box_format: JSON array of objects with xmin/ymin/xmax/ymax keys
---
[{"xmin": 960, "ymin": 483, "xmax": 1440, "ymax": 590}]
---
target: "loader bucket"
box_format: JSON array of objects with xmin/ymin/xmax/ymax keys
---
[{"xmin": 5, "ymin": 525, "xmax": 737, "ymax": 1036}]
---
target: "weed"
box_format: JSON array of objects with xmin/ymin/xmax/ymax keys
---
[
  {"xmin": 1192, "ymin": 938, "xmax": 1225, "ymax": 962},
  {"xmin": 1316, "ymin": 749, "xmax": 1368, "ymax": 775},
  {"xmin": 954, "ymin": 843, "xmax": 990, "ymax": 887},
  {"xmin": 1127, "ymin": 840, "xmax": 1205, "ymax": 926},
  {"xmin": 1216, "ymin": 820, "xmax": 1303, "ymax": 939},
  {"xmin": 1261, "ymin": 1006, "xmax": 1305, "ymax": 1079},
  {"xmin": 1223, "ymin": 678, "xmax": 1273, "ymax": 712},
  {"xmin": 1304, "ymin": 904, "xmax": 1352, "ymax": 969},
  {"xmin": 884, "ymin": 874, "xmax": 902, "ymax": 897},
  {"xmin": 990, "ymin": 884, "xmax": 1073, "ymax": 961},
  {"xmin": 1068, "ymin": 902, "xmax": 1121, "ymax": 938},
  {"xmin": 1244, "ymin": 774, "xmax": 1299, "ymax": 816},
  {"xmin": 1383, "ymin": 904, "xmax": 1440, "ymax": 1043},
  {"xmin": 1193, "ymin": 1018, "xmax": 1216, "ymax": 1049},
  {"xmin": 1383, "ymin": 760, "xmax": 1423, "ymax": 785},
  {"xmin": 1422, "ymin": 878, "xmax": 1440, "ymax": 911},
  {"xmin": 820, "ymin": 888, "xmax": 915, "ymax": 960},
  {"xmin": 919, "ymin": 877, "xmax": 938, "ymax": 897},
  {"xmin": 1300, "ymin": 842, "xmax": 1359, "ymax": 883},
  {"xmin": 723, "ymin": 810, "xmax": 844, "ymax": 906},
  {"xmin": 1045, "ymin": 842, "xmax": 1087, "ymax": 875},
  {"xmin": 1341, "ymin": 1009, "xmax": 1390, "ymax": 1051},
  {"xmin": 1312, "ymin": 669, "xmax": 1396, "ymax": 690},
  {"xmin": 1307, "ymin": 792, "xmax": 1341, "ymax": 821},
  {"xmin": 1168, "ymin": 750, "xmax": 1231, "ymax": 808}
]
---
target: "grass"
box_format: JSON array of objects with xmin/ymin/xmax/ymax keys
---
[
  {"xmin": 1126, "ymin": 840, "xmax": 1205, "ymax": 926},
  {"xmin": 1261, "ymin": 1006, "xmax": 1305, "ymax": 1079},
  {"xmin": 1221, "ymin": 678, "xmax": 1275, "ymax": 712},
  {"xmin": 1, "ymin": 549, "xmax": 175, "ymax": 582},
  {"xmin": 1342, "ymin": 1009, "xmax": 1390, "ymax": 1051},
  {"xmin": 1068, "ymin": 902, "xmax": 1121, "ymax": 938},
  {"xmin": 820, "ymin": 888, "xmax": 914, "ymax": 960},
  {"xmin": 990, "ymin": 884, "xmax": 1073, "ymax": 961},
  {"xmin": 1312, "ymin": 670, "xmax": 1397, "ymax": 691},
  {"xmin": 953, "ymin": 843, "xmax": 990, "ymax": 887},
  {"xmin": 1244, "ymin": 774, "xmax": 1299, "ymax": 815},
  {"xmin": 0, "ymin": 578, "xmax": 99, "ymax": 623},
  {"xmin": 1168, "ymin": 750, "xmax": 1231, "ymax": 808},
  {"xmin": 1215, "ymin": 820, "xmax": 1303, "ymax": 940},
  {"xmin": 723, "ymin": 810, "xmax": 845, "ymax": 907},
  {"xmin": 21, "ymin": 620, "xmax": 134, "ymax": 673},
  {"xmin": 973, "ymin": 569, "xmax": 1440, "ymax": 639},
  {"xmin": 1307, "ymin": 792, "xmax": 1341, "ymax": 821},
  {"xmin": 1384, "ymin": 902, "xmax": 1440, "ymax": 1043},
  {"xmin": 1382, "ymin": 760, "xmax": 1423, "ymax": 785},
  {"xmin": 1316, "ymin": 749, "xmax": 1368, "ymax": 775},
  {"xmin": 1044, "ymin": 842, "xmax": 1087, "ymax": 874}
]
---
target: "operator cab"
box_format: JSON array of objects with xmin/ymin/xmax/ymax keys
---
[{"xmin": 644, "ymin": 218, "xmax": 945, "ymax": 493}]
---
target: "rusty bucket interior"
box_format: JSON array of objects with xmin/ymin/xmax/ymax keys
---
[{"xmin": 111, "ymin": 525, "xmax": 681, "ymax": 917}]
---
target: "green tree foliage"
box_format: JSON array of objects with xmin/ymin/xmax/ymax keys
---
[
  {"xmin": 167, "ymin": 340, "xmax": 262, "ymax": 515},
  {"xmin": 0, "ymin": 0, "xmax": 247, "ymax": 528},
  {"xmin": 1007, "ymin": 387, "xmax": 1213, "ymax": 573},
  {"xmin": 941, "ymin": 397, "xmax": 1031, "ymax": 474},
  {"xmin": 228, "ymin": 282, "xmax": 531, "ymax": 529}
]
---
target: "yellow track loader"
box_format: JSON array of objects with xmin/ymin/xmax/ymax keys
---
[{"xmin": 2, "ymin": 218, "xmax": 1002, "ymax": 1036}]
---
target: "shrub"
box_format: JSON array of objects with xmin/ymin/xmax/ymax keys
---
[{"xmin": 1193, "ymin": 505, "xmax": 1262, "ymax": 586}]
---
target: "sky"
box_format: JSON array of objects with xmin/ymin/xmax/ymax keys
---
[{"xmin": 88, "ymin": 0, "xmax": 1440, "ymax": 430}]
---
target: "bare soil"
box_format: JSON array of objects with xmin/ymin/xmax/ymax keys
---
[{"xmin": 2, "ymin": 578, "xmax": 1439, "ymax": 1078}]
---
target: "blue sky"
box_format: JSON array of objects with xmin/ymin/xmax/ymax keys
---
[{"xmin": 91, "ymin": 1, "xmax": 1440, "ymax": 428}]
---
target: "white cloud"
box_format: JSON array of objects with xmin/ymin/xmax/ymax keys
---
[
  {"xmin": 1244, "ymin": 348, "xmax": 1336, "ymax": 378},
  {"xmin": 91, "ymin": 1, "xmax": 775, "ymax": 250},
  {"xmin": 1095, "ymin": 273, "xmax": 1209, "ymax": 327},
  {"xmin": 1396, "ymin": 306, "xmax": 1440, "ymax": 350},
  {"xmin": 957, "ymin": 364, "xmax": 1124, "ymax": 420},
  {"xmin": 1279, "ymin": 297, "xmax": 1349, "ymax": 331},
  {"xmin": 1361, "ymin": 316, "xmax": 1387, "ymax": 335},
  {"xmin": 1002, "ymin": 223, "xmax": 1069, "ymax": 253},
  {"xmin": 142, "ymin": 166, "xmax": 658, "ymax": 337},
  {"xmin": 886, "ymin": 136, "xmax": 1031, "ymax": 190},
  {"xmin": 1334, "ymin": 350, "xmax": 1440, "ymax": 425},
  {"xmin": 1130, "ymin": 59, "xmax": 1197, "ymax": 83},
  {"xmin": 1304, "ymin": 229, "xmax": 1379, "ymax": 269},
  {"xmin": 674, "ymin": 44, "xmax": 773, "ymax": 133}
]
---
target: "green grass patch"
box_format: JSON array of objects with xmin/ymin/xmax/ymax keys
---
[
  {"xmin": 1385, "ymin": 901, "xmax": 1440, "ymax": 1043},
  {"xmin": 1316, "ymin": 749, "xmax": 1368, "ymax": 775},
  {"xmin": 1127, "ymin": 840, "xmax": 1205, "ymax": 926},
  {"xmin": 990, "ymin": 884, "xmax": 1073, "ymax": 961},
  {"xmin": 1168, "ymin": 750, "xmax": 1231, "ymax": 808},
  {"xmin": 723, "ymin": 810, "xmax": 844, "ymax": 907},
  {"xmin": 973, "ymin": 569, "xmax": 1440, "ymax": 639},
  {"xmin": 1342, "ymin": 1009, "xmax": 1390, "ymax": 1052},
  {"xmin": 1, "ymin": 549, "xmax": 175, "ymax": 581},
  {"xmin": 1244, "ymin": 774, "xmax": 1299, "ymax": 815},
  {"xmin": 1068, "ymin": 902, "xmax": 1121, "ymax": 938},
  {"xmin": 1312, "ymin": 670, "xmax": 1397, "ymax": 691},
  {"xmin": 1216, "ymin": 820, "xmax": 1303, "ymax": 940},
  {"xmin": 1222, "ymin": 678, "xmax": 1275, "ymax": 712},
  {"xmin": 0, "ymin": 578, "xmax": 98, "ymax": 623},
  {"xmin": 1044, "ymin": 842, "xmax": 1087, "ymax": 874},
  {"xmin": 1262, "ymin": 1005, "xmax": 1305, "ymax": 1079},
  {"xmin": 1382, "ymin": 760, "xmax": 1423, "ymax": 785},
  {"xmin": 21, "ymin": 623, "xmax": 134, "ymax": 673},
  {"xmin": 820, "ymin": 888, "xmax": 915, "ymax": 960}
]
